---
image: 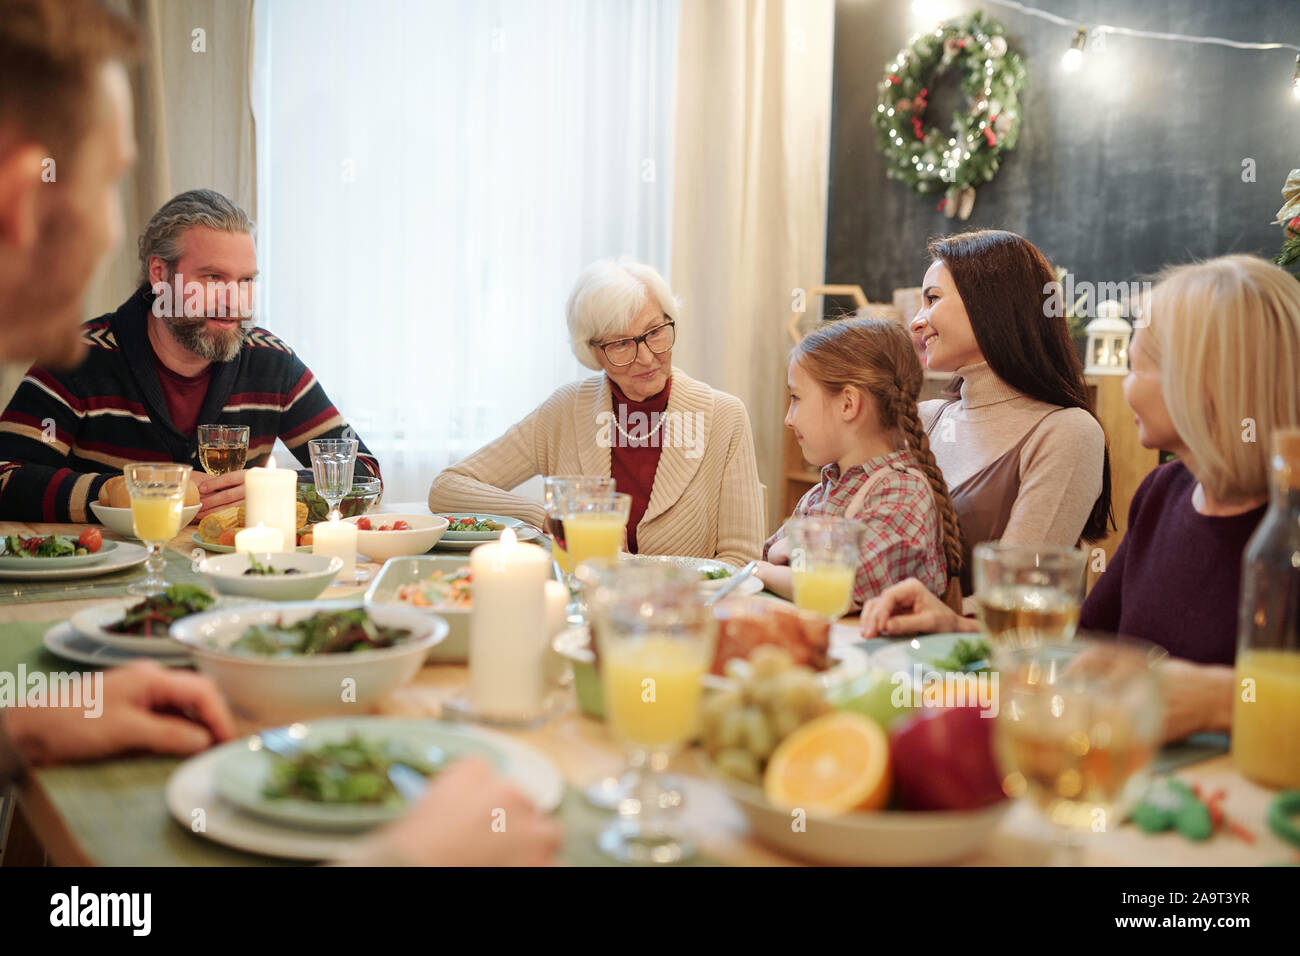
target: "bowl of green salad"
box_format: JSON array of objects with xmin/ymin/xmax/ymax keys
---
[{"xmin": 170, "ymin": 601, "xmax": 446, "ymax": 722}]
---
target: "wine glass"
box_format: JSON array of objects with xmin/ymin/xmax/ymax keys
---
[
  {"xmin": 582, "ymin": 560, "xmax": 717, "ymax": 863},
  {"xmin": 124, "ymin": 462, "xmax": 192, "ymax": 595},
  {"xmin": 973, "ymin": 543, "xmax": 1086, "ymax": 648},
  {"xmin": 308, "ymin": 438, "xmax": 358, "ymax": 518},
  {"xmin": 994, "ymin": 633, "xmax": 1165, "ymax": 866},
  {"xmin": 786, "ymin": 516, "xmax": 864, "ymax": 622},
  {"xmin": 543, "ymin": 475, "xmax": 614, "ymax": 610},
  {"xmin": 196, "ymin": 424, "xmax": 249, "ymax": 476},
  {"xmin": 559, "ymin": 491, "xmax": 631, "ymax": 621}
]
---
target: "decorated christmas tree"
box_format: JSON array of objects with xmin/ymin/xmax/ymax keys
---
[{"xmin": 1273, "ymin": 167, "xmax": 1300, "ymax": 276}]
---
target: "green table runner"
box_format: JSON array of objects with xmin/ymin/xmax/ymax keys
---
[
  {"xmin": 0, "ymin": 619, "xmax": 717, "ymax": 866},
  {"xmin": 0, "ymin": 547, "xmax": 209, "ymax": 606}
]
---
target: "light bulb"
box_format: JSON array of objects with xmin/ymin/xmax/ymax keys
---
[{"xmin": 1062, "ymin": 27, "xmax": 1087, "ymax": 72}]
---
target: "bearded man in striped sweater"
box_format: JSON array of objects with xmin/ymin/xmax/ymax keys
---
[{"xmin": 0, "ymin": 189, "xmax": 380, "ymax": 521}]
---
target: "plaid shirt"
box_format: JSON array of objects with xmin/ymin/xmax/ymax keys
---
[{"xmin": 764, "ymin": 450, "xmax": 948, "ymax": 606}]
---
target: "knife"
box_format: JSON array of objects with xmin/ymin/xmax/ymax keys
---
[{"xmin": 704, "ymin": 560, "xmax": 758, "ymax": 606}]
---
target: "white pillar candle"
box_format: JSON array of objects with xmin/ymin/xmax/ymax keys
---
[
  {"xmin": 312, "ymin": 511, "xmax": 355, "ymax": 582},
  {"xmin": 244, "ymin": 457, "xmax": 297, "ymax": 552},
  {"xmin": 468, "ymin": 528, "xmax": 551, "ymax": 719},
  {"xmin": 543, "ymin": 579, "xmax": 569, "ymax": 686},
  {"xmin": 235, "ymin": 522, "xmax": 284, "ymax": 554}
]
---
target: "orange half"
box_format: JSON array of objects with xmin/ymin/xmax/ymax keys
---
[{"xmin": 763, "ymin": 712, "xmax": 891, "ymax": 815}]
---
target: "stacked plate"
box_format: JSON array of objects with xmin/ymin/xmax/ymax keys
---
[
  {"xmin": 42, "ymin": 594, "xmax": 258, "ymax": 668},
  {"xmin": 431, "ymin": 513, "xmax": 542, "ymax": 551},
  {"xmin": 0, "ymin": 540, "xmax": 148, "ymax": 581},
  {"xmin": 165, "ymin": 716, "xmax": 564, "ymax": 861}
]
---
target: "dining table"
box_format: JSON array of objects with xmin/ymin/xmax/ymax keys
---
[{"xmin": 1, "ymin": 503, "xmax": 1295, "ymax": 868}]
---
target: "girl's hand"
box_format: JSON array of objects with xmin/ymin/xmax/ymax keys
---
[
  {"xmin": 766, "ymin": 536, "xmax": 791, "ymax": 566},
  {"xmin": 859, "ymin": 578, "xmax": 975, "ymax": 638}
]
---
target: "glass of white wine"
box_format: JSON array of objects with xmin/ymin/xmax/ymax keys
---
[
  {"xmin": 973, "ymin": 543, "xmax": 1086, "ymax": 648},
  {"xmin": 994, "ymin": 633, "xmax": 1165, "ymax": 866},
  {"xmin": 124, "ymin": 462, "xmax": 192, "ymax": 595},
  {"xmin": 196, "ymin": 424, "xmax": 249, "ymax": 476}
]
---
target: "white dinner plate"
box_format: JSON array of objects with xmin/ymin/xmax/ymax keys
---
[
  {"xmin": 42, "ymin": 621, "xmax": 192, "ymax": 668},
  {"xmin": 0, "ymin": 539, "xmax": 118, "ymax": 572},
  {"xmin": 165, "ymin": 717, "xmax": 564, "ymax": 861},
  {"xmin": 0, "ymin": 541, "xmax": 147, "ymax": 581},
  {"xmin": 68, "ymin": 596, "xmax": 263, "ymax": 655},
  {"xmin": 432, "ymin": 524, "xmax": 542, "ymax": 551},
  {"xmin": 433, "ymin": 513, "xmax": 524, "ymax": 542},
  {"xmin": 616, "ymin": 554, "xmax": 764, "ymax": 597}
]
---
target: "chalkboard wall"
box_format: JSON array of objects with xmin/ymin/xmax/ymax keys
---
[{"xmin": 826, "ymin": 0, "xmax": 1300, "ymax": 299}]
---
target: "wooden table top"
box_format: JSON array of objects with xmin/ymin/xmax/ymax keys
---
[{"xmin": 2, "ymin": 508, "xmax": 1295, "ymax": 867}]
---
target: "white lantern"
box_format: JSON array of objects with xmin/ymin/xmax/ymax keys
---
[{"xmin": 1084, "ymin": 300, "xmax": 1132, "ymax": 375}]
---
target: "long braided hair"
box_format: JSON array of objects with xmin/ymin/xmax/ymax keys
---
[{"xmin": 793, "ymin": 318, "xmax": 964, "ymax": 577}]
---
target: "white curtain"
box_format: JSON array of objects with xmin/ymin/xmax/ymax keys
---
[
  {"xmin": 670, "ymin": 0, "xmax": 836, "ymax": 532},
  {"xmin": 252, "ymin": 0, "xmax": 679, "ymax": 502}
]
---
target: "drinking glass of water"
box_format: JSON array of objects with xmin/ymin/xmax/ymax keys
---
[{"xmin": 308, "ymin": 438, "xmax": 359, "ymax": 519}]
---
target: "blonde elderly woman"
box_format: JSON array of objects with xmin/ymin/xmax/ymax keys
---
[
  {"xmin": 428, "ymin": 259, "xmax": 765, "ymax": 565},
  {"xmin": 858, "ymin": 254, "xmax": 1300, "ymax": 743}
]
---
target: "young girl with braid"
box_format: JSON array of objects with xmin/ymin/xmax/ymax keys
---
[{"xmin": 756, "ymin": 318, "xmax": 963, "ymax": 610}]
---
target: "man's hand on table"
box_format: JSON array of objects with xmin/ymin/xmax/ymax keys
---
[
  {"xmin": 349, "ymin": 757, "xmax": 563, "ymax": 866},
  {"xmin": 1, "ymin": 661, "xmax": 235, "ymax": 767},
  {"xmin": 196, "ymin": 469, "xmax": 250, "ymax": 520}
]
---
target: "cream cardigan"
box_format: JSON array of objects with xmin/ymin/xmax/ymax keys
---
[{"xmin": 427, "ymin": 368, "xmax": 765, "ymax": 565}]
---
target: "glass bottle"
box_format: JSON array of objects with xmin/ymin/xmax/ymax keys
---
[{"xmin": 1232, "ymin": 428, "xmax": 1300, "ymax": 788}]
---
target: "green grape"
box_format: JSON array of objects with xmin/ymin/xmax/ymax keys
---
[
  {"xmin": 715, "ymin": 748, "xmax": 761, "ymax": 785},
  {"xmin": 716, "ymin": 708, "xmax": 745, "ymax": 751},
  {"xmin": 750, "ymin": 645, "xmax": 793, "ymax": 679},
  {"xmin": 741, "ymin": 707, "xmax": 774, "ymax": 760}
]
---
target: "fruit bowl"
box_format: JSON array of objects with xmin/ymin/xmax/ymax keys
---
[
  {"xmin": 297, "ymin": 477, "xmax": 383, "ymax": 524},
  {"xmin": 710, "ymin": 769, "xmax": 1011, "ymax": 865},
  {"xmin": 343, "ymin": 514, "xmax": 448, "ymax": 563}
]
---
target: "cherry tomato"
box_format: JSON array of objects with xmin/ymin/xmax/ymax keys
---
[
  {"xmin": 77, "ymin": 528, "xmax": 103, "ymax": 553},
  {"xmin": 392, "ymin": 520, "xmax": 410, "ymax": 531},
  {"xmin": 378, "ymin": 523, "xmax": 391, "ymax": 531},
  {"xmin": 357, "ymin": 518, "xmax": 372, "ymax": 531}
]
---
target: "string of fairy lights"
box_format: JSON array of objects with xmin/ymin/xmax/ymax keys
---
[{"xmin": 911, "ymin": 0, "xmax": 1300, "ymax": 98}]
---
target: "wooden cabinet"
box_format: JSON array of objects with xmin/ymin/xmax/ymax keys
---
[{"xmin": 778, "ymin": 371, "xmax": 1158, "ymax": 592}]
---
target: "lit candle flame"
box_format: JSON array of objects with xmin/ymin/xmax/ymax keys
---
[
  {"xmin": 500, "ymin": 527, "xmax": 517, "ymax": 550},
  {"xmin": 329, "ymin": 508, "xmax": 341, "ymax": 523},
  {"xmin": 266, "ymin": 457, "xmax": 277, "ymax": 471}
]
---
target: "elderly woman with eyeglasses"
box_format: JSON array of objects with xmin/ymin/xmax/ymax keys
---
[{"xmin": 427, "ymin": 258, "xmax": 765, "ymax": 564}]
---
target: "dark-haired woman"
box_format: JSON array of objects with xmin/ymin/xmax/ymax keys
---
[{"xmin": 911, "ymin": 229, "xmax": 1113, "ymax": 596}]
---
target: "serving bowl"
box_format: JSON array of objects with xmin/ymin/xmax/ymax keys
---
[
  {"xmin": 364, "ymin": 555, "xmax": 469, "ymax": 662},
  {"xmin": 297, "ymin": 477, "xmax": 383, "ymax": 524},
  {"xmin": 712, "ymin": 770, "xmax": 1010, "ymax": 865},
  {"xmin": 343, "ymin": 513, "xmax": 448, "ymax": 563},
  {"xmin": 91, "ymin": 502, "xmax": 201, "ymax": 539},
  {"xmin": 551, "ymin": 625, "xmax": 870, "ymax": 719},
  {"xmin": 197, "ymin": 551, "xmax": 344, "ymax": 601},
  {"xmin": 169, "ymin": 600, "xmax": 446, "ymax": 722}
]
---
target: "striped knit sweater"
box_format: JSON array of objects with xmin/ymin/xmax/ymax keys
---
[
  {"xmin": 0, "ymin": 287, "xmax": 380, "ymax": 522},
  {"xmin": 427, "ymin": 368, "xmax": 765, "ymax": 565}
]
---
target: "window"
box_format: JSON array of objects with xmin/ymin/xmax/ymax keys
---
[{"xmin": 253, "ymin": 0, "xmax": 678, "ymax": 500}]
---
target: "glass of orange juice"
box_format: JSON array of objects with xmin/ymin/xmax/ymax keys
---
[
  {"xmin": 787, "ymin": 516, "xmax": 863, "ymax": 622},
  {"xmin": 584, "ymin": 561, "xmax": 716, "ymax": 863},
  {"xmin": 124, "ymin": 462, "xmax": 192, "ymax": 595},
  {"xmin": 542, "ymin": 475, "xmax": 615, "ymax": 578}
]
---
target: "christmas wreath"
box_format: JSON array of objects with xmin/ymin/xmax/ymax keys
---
[
  {"xmin": 873, "ymin": 11, "xmax": 1026, "ymax": 220},
  {"xmin": 1273, "ymin": 166, "xmax": 1300, "ymax": 273}
]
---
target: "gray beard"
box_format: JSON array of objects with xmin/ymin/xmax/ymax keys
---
[{"xmin": 163, "ymin": 317, "xmax": 246, "ymax": 363}]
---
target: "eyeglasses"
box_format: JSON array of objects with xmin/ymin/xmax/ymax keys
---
[{"xmin": 592, "ymin": 320, "xmax": 675, "ymax": 367}]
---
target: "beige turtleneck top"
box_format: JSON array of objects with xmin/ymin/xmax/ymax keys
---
[{"xmin": 920, "ymin": 361, "xmax": 1105, "ymax": 555}]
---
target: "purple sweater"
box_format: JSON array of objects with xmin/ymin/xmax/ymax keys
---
[{"xmin": 1080, "ymin": 461, "xmax": 1264, "ymax": 665}]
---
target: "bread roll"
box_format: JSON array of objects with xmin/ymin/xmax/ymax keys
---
[{"xmin": 99, "ymin": 475, "xmax": 131, "ymax": 509}]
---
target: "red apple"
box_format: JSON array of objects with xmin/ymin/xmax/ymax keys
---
[{"xmin": 888, "ymin": 705, "xmax": 1006, "ymax": 811}]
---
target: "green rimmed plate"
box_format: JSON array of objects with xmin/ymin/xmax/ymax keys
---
[
  {"xmin": 192, "ymin": 532, "xmax": 311, "ymax": 554},
  {"xmin": 0, "ymin": 538, "xmax": 117, "ymax": 571},
  {"xmin": 212, "ymin": 717, "xmax": 508, "ymax": 832},
  {"xmin": 433, "ymin": 512, "xmax": 524, "ymax": 542}
]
